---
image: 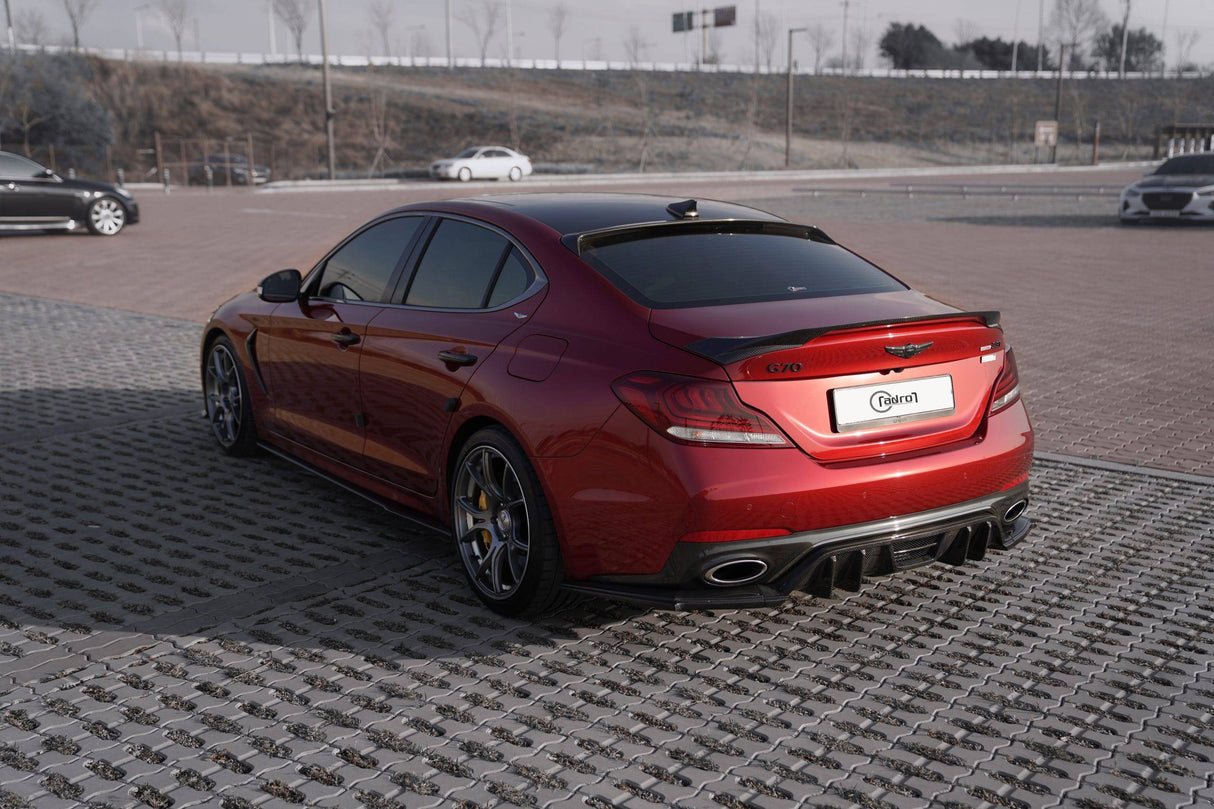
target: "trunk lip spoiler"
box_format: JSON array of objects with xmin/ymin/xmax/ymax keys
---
[
  {"xmin": 685, "ymin": 310, "xmax": 1002, "ymax": 365},
  {"xmin": 561, "ymin": 219, "xmax": 836, "ymax": 254}
]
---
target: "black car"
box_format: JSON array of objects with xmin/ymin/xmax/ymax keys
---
[
  {"xmin": 188, "ymin": 154, "xmax": 271, "ymax": 186},
  {"xmin": 0, "ymin": 151, "xmax": 139, "ymax": 236}
]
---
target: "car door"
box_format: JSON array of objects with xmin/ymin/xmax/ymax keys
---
[
  {"xmin": 261, "ymin": 215, "xmax": 426, "ymax": 470},
  {"xmin": 359, "ymin": 216, "xmax": 545, "ymax": 495},
  {"xmin": 482, "ymin": 149, "xmax": 511, "ymax": 178},
  {"xmin": 0, "ymin": 152, "xmax": 72, "ymax": 221}
]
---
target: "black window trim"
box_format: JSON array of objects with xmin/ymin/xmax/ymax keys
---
[
  {"xmin": 385, "ymin": 212, "xmax": 547, "ymax": 314},
  {"xmin": 301, "ymin": 213, "xmax": 430, "ymax": 306}
]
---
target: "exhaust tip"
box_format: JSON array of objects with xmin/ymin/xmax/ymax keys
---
[
  {"xmin": 1003, "ymin": 499, "xmax": 1028, "ymax": 522},
  {"xmin": 704, "ymin": 559, "xmax": 768, "ymax": 587}
]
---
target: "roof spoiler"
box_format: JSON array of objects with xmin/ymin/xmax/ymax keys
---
[{"xmin": 686, "ymin": 311, "xmax": 1002, "ymax": 365}]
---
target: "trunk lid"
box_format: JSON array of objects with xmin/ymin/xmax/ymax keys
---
[{"xmin": 650, "ymin": 291, "xmax": 1007, "ymax": 461}]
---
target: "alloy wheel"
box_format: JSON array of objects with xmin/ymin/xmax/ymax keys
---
[
  {"xmin": 204, "ymin": 344, "xmax": 242, "ymax": 448},
  {"xmin": 90, "ymin": 198, "xmax": 125, "ymax": 235},
  {"xmin": 453, "ymin": 445, "xmax": 531, "ymax": 600}
]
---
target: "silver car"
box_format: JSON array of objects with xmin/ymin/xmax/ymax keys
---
[
  {"xmin": 429, "ymin": 146, "xmax": 533, "ymax": 182},
  {"xmin": 1119, "ymin": 153, "xmax": 1214, "ymax": 224}
]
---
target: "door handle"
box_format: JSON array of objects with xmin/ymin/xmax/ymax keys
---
[
  {"xmin": 438, "ymin": 350, "xmax": 477, "ymax": 367},
  {"xmin": 5, "ymin": 183, "xmax": 17, "ymax": 191},
  {"xmin": 331, "ymin": 331, "xmax": 360, "ymax": 347}
]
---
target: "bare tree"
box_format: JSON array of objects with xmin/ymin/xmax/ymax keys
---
[
  {"xmin": 365, "ymin": 91, "xmax": 398, "ymax": 176},
  {"xmin": 14, "ymin": 9, "xmax": 49, "ymax": 46},
  {"xmin": 623, "ymin": 24, "xmax": 648, "ymax": 67},
  {"xmin": 1050, "ymin": 0, "xmax": 1109, "ymax": 68},
  {"xmin": 157, "ymin": 0, "xmax": 190, "ymax": 62},
  {"xmin": 953, "ymin": 19, "xmax": 980, "ymax": 46},
  {"xmin": 547, "ymin": 2, "xmax": 568, "ymax": 62},
  {"xmin": 273, "ymin": 0, "xmax": 316, "ymax": 62},
  {"xmin": 456, "ymin": 0, "xmax": 502, "ymax": 67},
  {"xmin": 366, "ymin": 0, "xmax": 394, "ymax": 57},
  {"xmin": 1174, "ymin": 29, "xmax": 1200, "ymax": 74},
  {"xmin": 410, "ymin": 28, "xmax": 433, "ymax": 58},
  {"xmin": 850, "ymin": 25, "xmax": 872, "ymax": 70},
  {"xmin": 806, "ymin": 22, "xmax": 834, "ymax": 73},
  {"xmin": 62, "ymin": 0, "xmax": 98, "ymax": 49},
  {"xmin": 757, "ymin": 12, "xmax": 779, "ymax": 71}
]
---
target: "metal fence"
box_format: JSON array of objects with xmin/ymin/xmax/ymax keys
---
[{"xmin": 12, "ymin": 43, "xmax": 1209, "ymax": 81}]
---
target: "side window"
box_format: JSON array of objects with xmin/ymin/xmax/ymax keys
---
[
  {"xmin": 486, "ymin": 249, "xmax": 533, "ymax": 307},
  {"xmin": 405, "ymin": 219, "xmax": 511, "ymax": 309},
  {"xmin": 0, "ymin": 153, "xmax": 43, "ymax": 180},
  {"xmin": 315, "ymin": 217, "xmax": 422, "ymax": 303}
]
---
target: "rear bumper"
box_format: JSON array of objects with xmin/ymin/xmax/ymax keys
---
[{"xmin": 564, "ymin": 485, "xmax": 1032, "ymax": 609}]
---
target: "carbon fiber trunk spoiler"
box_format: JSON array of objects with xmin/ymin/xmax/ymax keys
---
[{"xmin": 685, "ymin": 311, "xmax": 1002, "ymax": 365}]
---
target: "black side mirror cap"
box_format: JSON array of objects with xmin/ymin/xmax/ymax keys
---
[{"xmin": 258, "ymin": 269, "xmax": 302, "ymax": 303}]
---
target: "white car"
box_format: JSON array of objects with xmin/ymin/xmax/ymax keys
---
[
  {"xmin": 429, "ymin": 146, "xmax": 533, "ymax": 182},
  {"xmin": 1119, "ymin": 153, "xmax": 1214, "ymax": 224}
]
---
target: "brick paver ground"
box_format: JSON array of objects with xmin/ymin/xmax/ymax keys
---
[{"xmin": 0, "ymin": 292, "xmax": 1211, "ymax": 807}]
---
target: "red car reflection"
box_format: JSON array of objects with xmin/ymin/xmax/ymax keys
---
[{"xmin": 201, "ymin": 194, "xmax": 1033, "ymax": 615}]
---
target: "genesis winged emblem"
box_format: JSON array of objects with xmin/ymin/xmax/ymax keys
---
[{"xmin": 885, "ymin": 341, "xmax": 934, "ymax": 359}]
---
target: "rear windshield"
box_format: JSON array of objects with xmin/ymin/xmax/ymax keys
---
[
  {"xmin": 1154, "ymin": 154, "xmax": 1214, "ymax": 175},
  {"xmin": 579, "ymin": 229, "xmax": 906, "ymax": 309}
]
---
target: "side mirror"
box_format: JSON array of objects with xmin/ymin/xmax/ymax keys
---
[
  {"xmin": 41, "ymin": 168, "xmax": 56, "ymax": 179},
  {"xmin": 258, "ymin": 269, "xmax": 302, "ymax": 303}
]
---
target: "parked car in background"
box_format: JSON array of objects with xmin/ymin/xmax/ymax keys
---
[
  {"xmin": 188, "ymin": 153, "xmax": 271, "ymax": 186},
  {"xmin": 201, "ymin": 193, "xmax": 1033, "ymax": 615},
  {"xmin": 1119, "ymin": 153, "xmax": 1214, "ymax": 223},
  {"xmin": 430, "ymin": 146, "xmax": 532, "ymax": 182},
  {"xmin": 0, "ymin": 150, "xmax": 139, "ymax": 236}
]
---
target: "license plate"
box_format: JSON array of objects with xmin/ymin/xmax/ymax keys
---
[
  {"xmin": 831, "ymin": 375, "xmax": 955, "ymax": 432},
  {"xmin": 1150, "ymin": 210, "xmax": 1181, "ymax": 217}
]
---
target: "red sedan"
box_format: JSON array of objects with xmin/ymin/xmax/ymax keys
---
[{"xmin": 201, "ymin": 194, "xmax": 1033, "ymax": 615}]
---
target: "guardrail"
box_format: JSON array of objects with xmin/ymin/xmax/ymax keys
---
[{"xmin": 11, "ymin": 43, "xmax": 1209, "ymax": 80}]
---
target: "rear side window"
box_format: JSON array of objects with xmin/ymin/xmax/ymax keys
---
[
  {"xmin": 406, "ymin": 219, "xmax": 512, "ymax": 309},
  {"xmin": 486, "ymin": 249, "xmax": 532, "ymax": 307},
  {"xmin": 316, "ymin": 217, "xmax": 422, "ymax": 302},
  {"xmin": 580, "ymin": 230, "xmax": 905, "ymax": 309}
]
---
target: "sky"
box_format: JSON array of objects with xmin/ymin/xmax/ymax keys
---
[{"xmin": 9, "ymin": 0, "xmax": 1214, "ymax": 68}]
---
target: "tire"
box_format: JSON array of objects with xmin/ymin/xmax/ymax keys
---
[
  {"xmin": 458, "ymin": 167, "xmax": 472, "ymax": 182},
  {"xmin": 451, "ymin": 427, "xmax": 565, "ymax": 616},
  {"xmin": 508, "ymin": 165, "xmax": 523, "ymax": 182},
  {"xmin": 86, "ymin": 196, "xmax": 126, "ymax": 236},
  {"xmin": 203, "ymin": 336, "xmax": 259, "ymax": 457}
]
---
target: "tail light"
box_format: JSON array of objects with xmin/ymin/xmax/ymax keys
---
[
  {"xmin": 989, "ymin": 348, "xmax": 1021, "ymax": 414},
  {"xmin": 612, "ymin": 372, "xmax": 792, "ymax": 448}
]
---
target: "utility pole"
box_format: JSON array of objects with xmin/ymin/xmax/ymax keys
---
[
  {"xmin": 840, "ymin": 0, "xmax": 850, "ymax": 74},
  {"xmin": 267, "ymin": 1, "xmax": 277, "ymax": 56},
  {"xmin": 753, "ymin": 0, "xmax": 759, "ymax": 73},
  {"xmin": 1011, "ymin": 0, "xmax": 1022, "ymax": 72},
  {"xmin": 1052, "ymin": 44, "xmax": 1065, "ymax": 163},
  {"xmin": 1036, "ymin": 0, "xmax": 1044, "ymax": 71},
  {"xmin": 318, "ymin": 0, "xmax": 337, "ymax": 180},
  {"xmin": 1118, "ymin": 0, "xmax": 1131, "ymax": 78},
  {"xmin": 446, "ymin": 0, "xmax": 453, "ymax": 68},
  {"xmin": 506, "ymin": 0, "xmax": 513, "ymax": 66},
  {"xmin": 786, "ymin": 27, "xmax": 806, "ymax": 167},
  {"xmin": 1161, "ymin": 0, "xmax": 1170, "ymax": 75},
  {"xmin": 4, "ymin": 0, "xmax": 14, "ymax": 50}
]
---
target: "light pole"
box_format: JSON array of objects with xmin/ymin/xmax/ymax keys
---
[
  {"xmin": 786, "ymin": 26, "xmax": 806, "ymax": 167},
  {"xmin": 318, "ymin": 0, "xmax": 337, "ymax": 180},
  {"xmin": 4, "ymin": 0, "xmax": 14, "ymax": 50},
  {"xmin": 135, "ymin": 2, "xmax": 154, "ymax": 49}
]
